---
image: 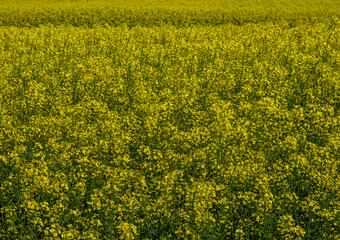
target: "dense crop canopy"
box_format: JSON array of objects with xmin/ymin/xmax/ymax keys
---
[{"xmin": 0, "ymin": 1, "xmax": 339, "ymax": 239}]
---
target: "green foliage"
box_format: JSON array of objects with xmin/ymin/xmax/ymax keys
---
[{"xmin": 0, "ymin": 3, "xmax": 339, "ymax": 240}]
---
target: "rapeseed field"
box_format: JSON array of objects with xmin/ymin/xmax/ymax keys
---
[{"xmin": 0, "ymin": 0, "xmax": 339, "ymax": 239}]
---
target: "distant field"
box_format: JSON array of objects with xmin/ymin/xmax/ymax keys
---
[
  {"xmin": 0, "ymin": 1, "xmax": 339, "ymax": 240},
  {"xmin": 0, "ymin": 0, "xmax": 339, "ymax": 27},
  {"xmin": 1, "ymin": 0, "xmax": 339, "ymax": 10}
]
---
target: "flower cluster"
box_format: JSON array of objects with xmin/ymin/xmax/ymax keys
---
[{"xmin": 0, "ymin": 11, "xmax": 339, "ymax": 240}]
